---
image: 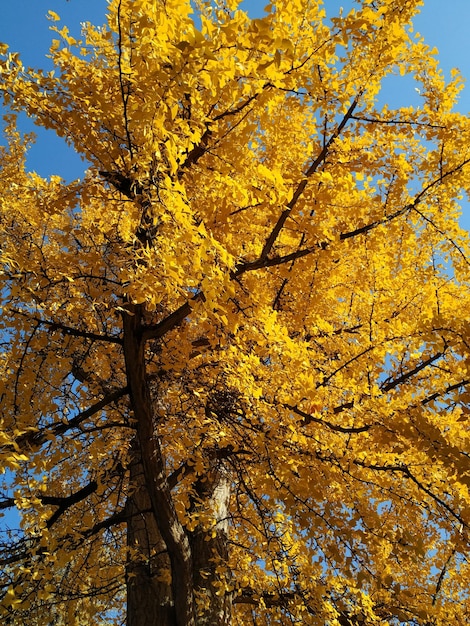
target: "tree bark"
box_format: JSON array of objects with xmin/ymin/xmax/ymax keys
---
[
  {"xmin": 189, "ymin": 465, "xmax": 232, "ymax": 625},
  {"xmin": 126, "ymin": 439, "xmax": 175, "ymax": 626},
  {"xmin": 122, "ymin": 304, "xmax": 196, "ymax": 626},
  {"xmin": 122, "ymin": 303, "xmax": 233, "ymax": 625},
  {"xmin": 125, "ymin": 454, "xmax": 234, "ymax": 626}
]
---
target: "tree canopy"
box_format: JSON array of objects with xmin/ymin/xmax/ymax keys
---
[{"xmin": 1, "ymin": 0, "xmax": 470, "ymax": 624}]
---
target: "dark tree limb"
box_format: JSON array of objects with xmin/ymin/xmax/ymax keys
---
[
  {"xmin": 259, "ymin": 96, "xmax": 360, "ymax": 261},
  {"xmin": 122, "ymin": 302, "xmax": 196, "ymax": 626},
  {"xmin": 10, "ymin": 308, "xmax": 122, "ymax": 344},
  {"xmin": 380, "ymin": 351, "xmax": 444, "ymax": 393},
  {"xmin": 5, "ymin": 386, "xmax": 129, "ymax": 453},
  {"xmin": 288, "ymin": 404, "xmax": 371, "ymax": 434},
  {"xmin": 43, "ymin": 481, "xmax": 98, "ymax": 528},
  {"xmin": 353, "ymin": 459, "xmax": 469, "ymax": 528},
  {"xmin": 142, "ymin": 292, "xmax": 204, "ymax": 342}
]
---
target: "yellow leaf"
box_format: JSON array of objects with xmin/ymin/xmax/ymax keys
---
[{"xmin": 47, "ymin": 11, "xmax": 60, "ymax": 22}]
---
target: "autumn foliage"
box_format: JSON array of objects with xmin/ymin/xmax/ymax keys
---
[{"xmin": 1, "ymin": 0, "xmax": 470, "ymax": 624}]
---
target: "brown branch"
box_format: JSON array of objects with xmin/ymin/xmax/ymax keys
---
[
  {"xmin": 0, "ymin": 480, "xmax": 99, "ymax": 530},
  {"xmin": 288, "ymin": 350, "xmax": 455, "ymax": 430},
  {"xmin": 259, "ymin": 96, "xmax": 360, "ymax": 261},
  {"xmin": 351, "ymin": 114, "xmax": 445, "ymax": 129},
  {"xmin": 168, "ymin": 446, "xmax": 251, "ymax": 490},
  {"xmin": 432, "ymin": 549, "xmax": 456, "ymax": 605},
  {"xmin": 233, "ymin": 590, "xmax": 373, "ymax": 624},
  {"xmin": 233, "ymin": 589, "xmax": 296, "ymax": 608},
  {"xmin": 180, "ymin": 88, "xmax": 270, "ymax": 174},
  {"xmin": 422, "ymin": 379, "xmax": 470, "ymax": 405},
  {"xmin": 0, "ymin": 498, "xmax": 15, "ymax": 510},
  {"xmin": 380, "ymin": 351, "xmax": 443, "ymax": 392},
  {"xmin": 82, "ymin": 507, "xmax": 128, "ymax": 538},
  {"xmin": 333, "ymin": 400, "xmax": 355, "ymax": 414},
  {"xmin": 9, "ymin": 386, "xmax": 129, "ymax": 453},
  {"xmin": 48, "ymin": 321, "xmax": 122, "ymax": 344},
  {"xmin": 11, "ymin": 308, "xmax": 122, "ymax": 344},
  {"xmin": 213, "ymin": 89, "xmax": 270, "ymax": 123},
  {"xmin": 136, "ymin": 140, "xmax": 470, "ymax": 347},
  {"xmin": 0, "ymin": 506, "xmax": 128, "ymax": 570},
  {"xmin": 142, "ymin": 292, "xmax": 205, "ymax": 342},
  {"xmin": 179, "ymin": 128, "xmax": 213, "ymax": 172},
  {"xmin": 287, "ymin": 404, "xmax": 370, "ymax": 434},
  {"xmin": 233, "ymin": 245, "xmax": 321, "ymax": 277},
  {"xmin": 117, "ymin": 0, "xmax": 134, "ymax": 158},
  {"xmin": 99, "ymin": 170, "xmax": 141, "ymax": 199},
  {"xmin": 339, "ymin": 204, "xmax": 411, "ymax": 240},
  {"xmin": 43, "ymin": 480, "xmax": 98, "ymax": 528},
  {"xmin": 13, "ymin": 321, "xmax": 40, "ymax": 415},
  {"xmin": 353, "ymin": 460, "xmax": 468, "ymax": 528},
  {"xmin": 413, "ymin": 205, "xmax": 470, "ymax": 266},
  {"xmin": 341, "ymin": 155, "xmax": 470, "ymax": 242},
  {"xmin": 319, "ymin": 345, "xmax": 376, "ymax": 388}
]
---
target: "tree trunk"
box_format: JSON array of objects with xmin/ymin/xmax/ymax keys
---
[
  {"xmin": 122, "ymin": 304, "xmax": 195, "ymax": 626},
  {"xmin": 189, "ymin": 465, "xmax": 233, "ymax": 625},
  {"xmin": 122, "ymin": 304, "xmax": 233, "ymax": 625},
  {"xmin": 126, "ymin": 439, "xmax": 175, "ymax": 626},
  {"xmin": 125, "ymin": 449, "xmax": 233, "ymax": 626}
]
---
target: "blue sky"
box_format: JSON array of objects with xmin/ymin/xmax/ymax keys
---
[{"xmin": 1, "ymin": 0, "xmax": 469, "ymax": 182}]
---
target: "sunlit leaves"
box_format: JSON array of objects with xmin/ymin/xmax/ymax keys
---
[{"xmin": 1, "ymin": 0, "xmax": 470, "ymax": 623}]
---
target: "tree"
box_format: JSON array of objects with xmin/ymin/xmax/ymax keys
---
[{"xmin": 1, "ymin": 0, "xmax": 470, "ymax": 623}]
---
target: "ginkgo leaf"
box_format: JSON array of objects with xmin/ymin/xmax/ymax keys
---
[{"xmin": 0, "ymin": 1, "xmax": 470, "ymax": 625}]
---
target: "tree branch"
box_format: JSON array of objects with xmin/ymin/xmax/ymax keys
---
[
  {"xmin": 353, "ymin": 460, "xmax": 468, "ymax": 528},
  {"xmin": 380, "ymin": 351, "xmax": 444, "ymax": 393},
  {"xmin": 259, "ymin": 96, "xmax": 360, "ymax": 260},
  {"xmin": 117, "ymin": 0, "xmax": 134, "ymax": 158},
  {"xmin": 139, "ymin": 150, "xmax": 470, "ymax": 348},
  {"xmin": 288, "ymin": 404, "xmax": 371, "ymax": 434},
  {"xmin": 351, "ymin": 114, "xmax": 445, "ymax": 129},
  {"xmin": 180, "ymin": 88, "xmax": 270, "ymax": 174},
  {"xmin": 233, "ymin": 245, "xmax": 322, "ymax": 277},
  {"xmin": 233, "ymin": 590, "xmax": 374, "ymax": 624},
  {"xmin": 43, "ymin": 480, "xmax": 98, "ymax": 528},
  {"xmin": 142, "ymin": 292, "xmax": 205, "ymax": 342},
  {"xmin": 0, "ymin": 480, "xmax": 99, "ymax": 530},
  {"xmin": 340, "ymin": 156, "xmax": 470, "ymax": 242},
  {"xmin": 422, "ymin": 379, "xmax": 470, "ymax": 405},
  {"xmin": 11, "ymin": 308, "xmax": 122, "ymax": 344},
  {"xmin": 8, "ymin": 386, "xmax": 129, "ymax": 453}
]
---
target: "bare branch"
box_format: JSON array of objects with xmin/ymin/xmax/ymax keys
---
[
  {"xmin": 7, "ymin": 386, "xmax": 129, "ymax": 453},
  {"xmin": 380, "ymin": 351, "xmax": 444, "ymax": 392},
  {"xmin": 287, "ymin": 404, "xmax": 371, "ymax": 434},
  {"xmin": 11, "ymin": 308, "xmax": 122, "ymax": 344},
  {"xmin": 259, "ymin": 96, "xmax": 360, "ymax": 260}
]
